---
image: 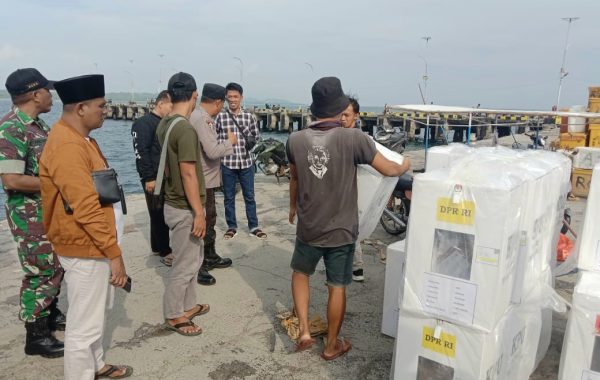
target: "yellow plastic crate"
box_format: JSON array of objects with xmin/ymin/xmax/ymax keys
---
[
  {"xmin": 590, "ymin": 125, "xmax": 600, "ymax": 147},
  {"xmin": 572, "ymin": 168, "xmax": 593, "ymax": 198},
  {"xmin": 560, "ymin": 132, "xmax": 587, "ymax": 150}
]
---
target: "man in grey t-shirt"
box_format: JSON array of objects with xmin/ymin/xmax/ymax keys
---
[{"xmin": 286, "ymin": 77, "xmax": 410, "ymax": 360}]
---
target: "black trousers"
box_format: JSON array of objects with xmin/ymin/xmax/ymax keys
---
[
  {"xmin": 205, "ymin": 188, "xmax": 217, "ymax": 246},
  {"xmin": 142, "ymin": 181, "xmax": 172, "ymax": 256}
]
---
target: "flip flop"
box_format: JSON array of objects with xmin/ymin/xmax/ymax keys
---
[
  {"xmin": 186, "ymin": 304, "xmax": 210, "ymax": 320},
  {"xmin": 160, "ymin": 253, "xmax": 174, "ymax": 267},
  {"xmin": 95, "ymin": 364, "xmax": 133, "ymax": 379},
  {"xmin": 321, "ymin": 338, "xmax": 352, "ymax": 361},
  {"xmin": 250, "ymin": 228, "xmax": 267, "ymax": 240},
  {"xmin": 164, "ymin": 321, "xmax": 202, "ymax": 336},
  {"xmin": 295, "ymin": 337, "xmax": 316, "ymax": 352},
  {"xmin": 224, "ymin": 229, "xmax": 237, "ymax": 240}
]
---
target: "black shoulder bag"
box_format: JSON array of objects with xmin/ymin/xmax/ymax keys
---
[{"xmin": 227, "ymin": 110, "xmax": 257, "ymax": 153}]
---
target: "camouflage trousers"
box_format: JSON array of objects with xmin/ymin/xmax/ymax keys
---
[
  {"xmin": 14, "ymin": 238, "xmax": 64, "ymax": 322},
  {"xmin": 6, "ymin": 200, "xmax": 64, "ymax": 322}
]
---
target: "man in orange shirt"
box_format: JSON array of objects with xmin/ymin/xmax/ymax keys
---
[{"xmin": 40, "ymin": 74, "xmax": 132, "ymax": 380}]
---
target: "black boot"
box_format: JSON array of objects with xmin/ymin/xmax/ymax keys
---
[
  {"xmin": 24, "ymin": 317, "xmax": 64, "ymax": 358},
  {"xmin": 204, "ymin": 242, "xmax": 232, "ymax": 271},
  {"xmin": 48, "ymin": 300, "xmax": 66, "ymax": 332},
  {"xmin": 197, "ymin": 265, "xmax": 216, "ymax": 286}
]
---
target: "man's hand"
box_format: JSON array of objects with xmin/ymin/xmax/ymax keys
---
[
  {"xmin": 191, "ymin": 213, "xmax": 206, "ymax": 238},
  {"xmin": 289, "ymin": 206, "xmax": 297, "ymax": 224},
  {"xmin": 145, "ymin": 180, "xmax": 156, "ymax": 194},
  {"xmin": 227, "ymin": 130, "xmax": 238, "ymax": 146},
  {"xmin": 109, "ymin": 256, "xmax": 128, "ymax": 288}
]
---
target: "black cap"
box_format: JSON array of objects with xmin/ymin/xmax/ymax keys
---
[
  {"xmin": 5, "ymin": 68, "xmax": 55, "ymax": 96},
  {"xmin": 201, "ymin": 83, "xmax": 226, "ymax": 100},
  {"xmin": 310, "ymin": 77, "xmax": 350, "ymax": 118},
  {"xmin": 54, "ymin": 75, "xmax": 105, "ymax": 105},
  {"xmin": 168, "ymin": 72, "xmax": 197, "ymax": 95}
]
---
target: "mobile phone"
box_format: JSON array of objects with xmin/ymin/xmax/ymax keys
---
[{"xmin": 122, "ymin": 276, "xmax": 132, "ymax": 293}]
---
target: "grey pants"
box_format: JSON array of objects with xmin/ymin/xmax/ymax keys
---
[{"xmin": 163, "ymin": 204, "xmax": 204, "ymax": 319}]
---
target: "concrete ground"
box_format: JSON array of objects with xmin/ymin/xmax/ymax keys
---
[{"xmin": 0, "ymin": 128, "xmax": 584, "ymax": 379}]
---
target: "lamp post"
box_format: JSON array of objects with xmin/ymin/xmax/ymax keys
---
[
  {"xmin": 556, "ymin": 17, "xmax": 579, "ymax": 110},
  {"xmin": 158, "ymin": 53, "xmax": 165, "ymax": 91},
  {"xmin": 124, "ymin": 70, "xmax": 134, "ymax": 103},
  {"xmin": 233, "ymin": 56, "xmax": 244, "ymax": 85},
  {"xmin": 420, "ymin": 36, "xmax": 431, "ymax": 104},
  {"xmin": 417, "ymin": 55, "xmax": 429, "ymax": 103}
]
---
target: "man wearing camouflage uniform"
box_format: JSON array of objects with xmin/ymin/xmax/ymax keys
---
[{"xmin": 0, "ymin": 68, "xmax": 65, "ymax": 358}]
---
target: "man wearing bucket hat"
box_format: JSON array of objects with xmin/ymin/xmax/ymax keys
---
[
  {"xmin": 40, "ymin": 74, "xmax": 132, "ymax": 379},
  {"xmin": 0, "ymin": 68, "xmax": 65, "ymax": 358},
  {"xmin": 286, "ymin": 77, "xmax": 410, "ymax": 360}
]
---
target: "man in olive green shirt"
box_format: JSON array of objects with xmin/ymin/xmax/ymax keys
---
[{"xmin": 155, "ymin": 72, "xmax": 208, "ymax": 336}]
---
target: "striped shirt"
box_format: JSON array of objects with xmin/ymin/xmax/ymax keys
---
[{"xmin": 215, "ymin": 109, "xmax": 260, "ymax": 169}]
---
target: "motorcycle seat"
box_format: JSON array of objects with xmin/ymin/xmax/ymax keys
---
[{"xmin": 395, "ymin": 173, "xmax": 413, "ymax": 191}]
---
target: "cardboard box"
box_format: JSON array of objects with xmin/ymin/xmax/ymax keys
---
[
  {"xmin": 577, "ymin": 164, "xmax": 600, "ymax": 271},
  {"xmin": 572, "ymin": 168, "xmax": 593, "ymax": 198},
  {"xmin": 382, "ymin": 240, "xmax": 406, "ymax": 337},
  {"xmin": 589, "ymin": 125, "xmax": 600, "ymax": 148},
  {"xmin": 356, "ymin": 141, "xmax": 404, "ymax": 241},
  {"xmin": 402, "ymin": 162, "xmax": 526, "ymax": 331},
  {"xmin": 573, "ymin": 147, "xmax": 600, "ymax": 170},
  {"xmin": 559, "ymin": 271, "xmax": 600, "ymax": 380},
  {"xmin": 560, "ymin": 132, "xmax": 587, "ymax": 150},
  {"xmin": 392, "ymin": 305, "xmax": 542, "ymax": 380}
]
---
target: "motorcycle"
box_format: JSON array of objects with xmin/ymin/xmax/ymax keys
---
[
  {"xmin": 251, "ymin": 138, "xmax": 290, "ymax": 183},
  {"xmin": 373, "ymin": 125, "xmax": 408, "ymax": 154},
  {"xmin": 511, "ymin": 131, "xmax": 548, "ymax": 150},
  {"xmin": 380, "ymin": 173, "xmax": 413, "ymax": 236}
]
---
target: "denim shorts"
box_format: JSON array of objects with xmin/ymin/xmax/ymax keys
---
[{"xmin": 290, "ymin": 239, "xmax": 355, "ymax": 287}]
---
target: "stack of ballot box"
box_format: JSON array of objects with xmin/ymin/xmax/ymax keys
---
[
  {"xmin": 391, "ymin": 147, "xmax": 569, "ymax": 379},
  {"xmin": 559, "ymin": 163, "xmax": 600, "ymax": 380},
  {"xmin": 357, "ymin": 141, "xmax": 404, "ymax": 241}
]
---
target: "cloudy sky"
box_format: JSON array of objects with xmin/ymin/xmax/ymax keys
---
[{"xmin": 0, "ymin": 0, "xmax": 598, "ymax": 109}]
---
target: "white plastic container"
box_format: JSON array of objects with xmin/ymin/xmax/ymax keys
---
[
  {"xmin": 577, "ymin": 164, "xmax": 600, "ymax": 272},
  {"xmin": 568, "ymin": 105, "xmax": 587, "ymax": 133},
  {"xmin": 402, "ymin": 160, "xmax": 526, "ymax": 331},
  {"xmin": 392, "ymin": 305, "xmax": 542, "ymax": 380},
  {"xmin": 382, "ymin": 240, "xmax": 406, "ymax": 337},
  {"xmin": 559, "ymin": 271, "xmax": 600, "ymax": 379},
  {"xmin": 573, "ymin": 147, "xmax": 600, "ymax": 170},
  {"xmin": 357, "ymin": 141, "xmax": 404, "ymax": 241}
]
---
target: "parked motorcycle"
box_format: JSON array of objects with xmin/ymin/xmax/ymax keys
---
[
  {"xmin": 511, "ymin": 131, "xmax": 548, "ymax": 150},
  {"xmin": 252, "ymin": 138, "xmax": 290, "ymax": 182},
  {"xmin": 380, "ymin": 173, "xmax": 413, "ymax": 236},
  {"xmin": 373, "ymin": 125, "xmax": 408, "ymax": 154}
]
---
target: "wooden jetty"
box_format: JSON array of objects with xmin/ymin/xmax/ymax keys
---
[{"xmin": 105, "ymin": 101, "xmax": 556, "ymax": 142}]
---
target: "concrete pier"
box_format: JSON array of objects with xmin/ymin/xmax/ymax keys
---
[{"xmin": 0, "ymin": 128, "xmax": 575, "ymax": 379}]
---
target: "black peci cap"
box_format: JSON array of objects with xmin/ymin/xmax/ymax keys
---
[
  {"xmin": 5, "ymin": 68, "xmax": 54, "ymax": 96},
  {"xmin": 201, "ymin": 83, "xmax": 226, "ymax": 100},
  {"xmin": 54, "ymin": 74, "xmax": 105, "ymax": 105}
]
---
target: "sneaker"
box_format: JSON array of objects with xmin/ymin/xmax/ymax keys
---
[{"xmin": 352, "ymin": 269, "xmax": 364, "ymax": 282}]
